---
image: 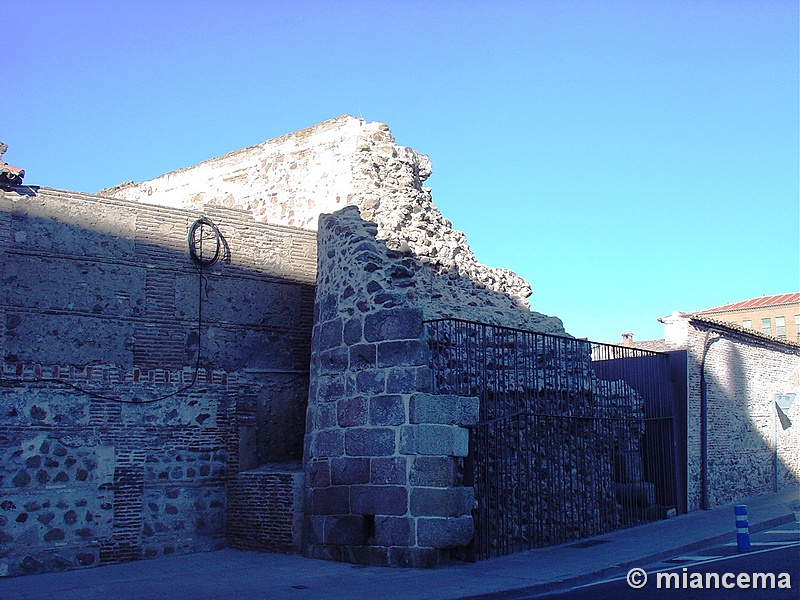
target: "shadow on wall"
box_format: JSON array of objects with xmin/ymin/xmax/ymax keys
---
[
  {"xmin": 0, "ymin": 185, "xmax": 315, "ymax": 575},
  {"xmin": 691, "ymin": 327, "xmax": 799, "ymax": 511},
  {"xmin": 303, "ymin": 205, "xmax": 649, "ymax": 568}
]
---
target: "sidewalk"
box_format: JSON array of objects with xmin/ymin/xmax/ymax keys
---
[{"xmin": 2, "ymin": 487, "xmax": 797, "ymax": 600}]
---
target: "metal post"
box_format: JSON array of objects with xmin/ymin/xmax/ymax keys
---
[
  {"xmin": 773, "ymin": 405, "xmax": 778, "ymax": 493},
  {"xmin": 735, "ymin": 505, "xmax": 750, "ymax": 552}
]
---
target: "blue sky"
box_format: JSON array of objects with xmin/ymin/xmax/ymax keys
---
[{"xmin": 5, "ymin": 1, "xmax": 798, "ymax": 342}]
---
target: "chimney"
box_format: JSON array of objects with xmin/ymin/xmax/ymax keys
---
[
  {"xmin": 0, "ymin": 142, "xmax": 25, "ymax": 186},
  {"xmin": 621, "ymin": 332, "xmax": 634, "ymax": 347}
]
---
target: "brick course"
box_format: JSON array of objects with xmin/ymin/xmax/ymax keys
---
[{"xmin": 0, "ymin": 187, "xmax": 315, "ymax": 576}]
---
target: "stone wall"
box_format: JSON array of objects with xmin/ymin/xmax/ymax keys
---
[
  {"xmin": 428, "ymin": 319, "xmax": 667, "ymax": 556},
  {"xmin": 104, "ymin": 115, "xmax": 564, "ymax": 334},
  {"xmin": 302, "ymin": 206, "xmax": 666, "ymax": 565},
  {"xmin": 304, "ymin": 207, "xmax": 479, "ymax": 567},
  {"xmin": 0, "ymin": 186, "xmax": 316, "ymax": 576},
  {"xmin": 662, "ymin": 313, "xmax": 800, "ymax": 510}
]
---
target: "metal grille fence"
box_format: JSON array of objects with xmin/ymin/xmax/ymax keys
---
[{"xmin": 425, "ymin": 319, "xmax": 678, "ymax": 560}]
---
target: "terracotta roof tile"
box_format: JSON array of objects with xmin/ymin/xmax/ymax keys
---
[
  {"xmin": 690, "ymin": 315, "xmax": 800, "ymax": 349},
  {"xmin": 695, "ymin": 293, "xmax": 800, "ymax": 314}
]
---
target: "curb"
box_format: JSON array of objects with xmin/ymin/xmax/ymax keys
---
[{"xmin": 455, "ymin": 511, "xmax": 795, "ymax": 600}]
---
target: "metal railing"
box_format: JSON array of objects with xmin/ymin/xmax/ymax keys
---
[{"xmin": 425, "ymin": 319, "xmax": 678, "ymax": 560}]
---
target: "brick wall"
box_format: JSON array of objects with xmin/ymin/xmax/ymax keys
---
[
  {"xmin": 662, "ymin": 314, "xmax": 800, "ymax": 510},
  {"xmin": 0, "ymin": 186, "xmax": 316, "ymax": 576}
]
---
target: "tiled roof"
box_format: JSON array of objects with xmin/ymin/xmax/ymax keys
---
[
  {"xmin": 690, "ymin": 315, "xmax": 800, "ymax": 349},
  {"xmin": 695, "ymin": 293, "xmax": 800, "ymax": 314},
  {"xmin": 0, "ymin": 161, "xmax": 24, "ymax": 185},
  {"xmin": 632, "ymin": 339, "xmax": 669, "ymax": 352}
]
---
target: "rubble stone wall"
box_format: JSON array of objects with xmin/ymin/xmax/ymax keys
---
[
  {"xmin": 105, "ymin": 115, "xmax": 564, "ymax": 334},
  {"xmin": 0, "ymin": 187, "xmax": 316, "ymax": 576},
  {"xmin": 304, "ymin": 207, "xmax": 479, "ymax": 567}
]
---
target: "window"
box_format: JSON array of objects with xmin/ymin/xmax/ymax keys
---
[
  {"xmin": 742, "ymin": 319, "xmax": 752, "ymax": 329},
  {"xmin": 795, "ymin": 315, "xmax": 800, "ymax": 341},
  {"xmin": 761, "ymin": 317, "xmax": 772, "ymax": 336},
  {"xmin": 775, "ymin": 316, "xmax": 786, "ymax": 339}
]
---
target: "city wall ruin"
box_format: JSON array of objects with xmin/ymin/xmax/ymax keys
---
[{"xmin": 0, "ymin": 116, "xmax": 726, "ymax": 575}]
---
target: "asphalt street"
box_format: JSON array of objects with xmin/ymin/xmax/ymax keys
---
[{"xmin": 526, "ymin": 521, "xmax": 800, "ymax": 599}]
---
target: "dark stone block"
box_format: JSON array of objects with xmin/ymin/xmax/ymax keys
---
[
  {"xmin": 308, "ymin": 460, "xmax": 331, "ymax": 488},
  {"xmin": 349, "ymin": 344, "xmax": 377, "ymax": 371},
  {"xmin": 20, "ymin": 555, "xmax": 44, "ymax": 574},
  {"xmin": 311, "ymin": 486, "xmax": 350, "ymax": 515},
  {"xmin": 319, "ymin": 347, "xmax": 348, "ymax": 371},
  {"xmin": 364, "ymin": 308, "xmax": 423, "ymax": 343},
  {"xmin": 342, "ymin": 545, "xmax": 389, "ymax": 566},
  {"xmin": 76, "ymin": 552, "xmax": 96, "ymax": 566},
  {"xmin": 350, "ymin": 485, "xmax": 407, "ymax": 515},
  {"xmin": 12, "ymin": 470, "xmax": 30, "ymax": 487},
  {"xmin": 316, "ymin": 374, "xmax": 346, "ymax": 402},
  {"xmin": 387, "ymin": 366, "xmax": 431, "ymax": 393},
  {"xmin": 409, "ymin": 394, "xmax": 480, "ymax": 426},
  {"xmin": 318, "ymin": 293, "xmax": 340, "ymax": 323},
  {"xmin": 343, "ymin": 317, "xmax": 363, "ymax": 345},
  {"xmin": 373, "ymin": 292, "xmax": 403, "ymax": 307},
  {"xmin": 312, "ymin": 430, "xmax": 344, "ymax": 457},
  {"xmin": 374, "ymin": 516, "xmax": 412, "ymax": 546},
  {"xmin": 325, "ymin": 515, "xmax": 368, "ymax": 545},
  {"xmin": 377, "ymin": 340, "xmax": 427, "ymax": 368},
  {"xmin": 356, "ymin": 370, "xmax": 386, "ymax": 395},
  {"xmin": 308, "ymin": 515, "xmax": 326, "ymax": 545},
  {"xmin": 307, "ymin": 543, "xmax": 344, "ymax": 562},
  {"xmin": 345, "ymin": 428, "xmax": 395, "ymax": 457},
  {"xmin": 388, "ymin": 546, "xmax": 440, "ymax": 568},
  {"xmin": 370, "ymin": 457, "xmax": 407, "ymax": 485},
  {"xmin": 37, "ymin": 512, "xmax": 55, "ymax": 525},
  {"xmin": 331, "ymin": 458, "xmax": 370, "ymax": 485},
  {"xmin": 416, "ymin": 516, "xmax": 474, "ymax": 548},
  {"xmin": 317, "ymin": 318, "xmax": 343, "ymax": 351},
  {"xmin": 369, "ymin": 395, "xmax": 405, "ymax": 426},
  {"xmin": 48, "ymin": 555, "xmax": 73, "ymax": 570},
  {"xmin": 313, "ymin": 402, "xmax": 338, "ymax": 430},
  {"xmin": 410, "ymin": 456, "xmax": 457, "ymax": 487},
  {"xmin": 337, "ymin": 397, "xmax": 368, "ymax": 427},
  {"xmin": 44, "ymin": 528, "xmax": 66, "ymax": 542},
  {"xmin": 410, "ymin": 487, "xmax": 473, "ymax": 517}
]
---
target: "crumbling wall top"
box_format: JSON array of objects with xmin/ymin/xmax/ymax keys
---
[{"xmin": 105, "ymin": 116, "xmax": 562, "ymax": 331}]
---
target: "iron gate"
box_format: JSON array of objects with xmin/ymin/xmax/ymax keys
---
[{"xmin": 426, "ymin": 319, "xmax": 679, "ymax": 560}]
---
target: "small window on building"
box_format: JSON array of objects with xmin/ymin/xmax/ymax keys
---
[
  {"xmin": 761, "ymin": 317, "xmax": 772, "ymax": 336},
  {"xmin": 795, "ymin": 314, "xmax": 800, "ymax": 341},
  {"xmin": 775, "ymin": 316, "xmax": 786, "ymax": 339},
  {"xmin": 742, "ymin": 319, "xmax": 752, "ymax": 329}
]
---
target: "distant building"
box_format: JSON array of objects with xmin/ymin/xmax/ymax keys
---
[{"xmin": 693, "ymin": 293, "xmax": 800, "ymax": 342}]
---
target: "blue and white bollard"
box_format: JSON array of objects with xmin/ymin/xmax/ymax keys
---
[{"xmin": 735, "ymin": 505, "xmax": 750, "ymax": 552}]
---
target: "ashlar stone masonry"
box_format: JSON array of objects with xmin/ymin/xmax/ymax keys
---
[{"xmin": 305, "ymin": 207, "xmax": 479, "ymax": 567}]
